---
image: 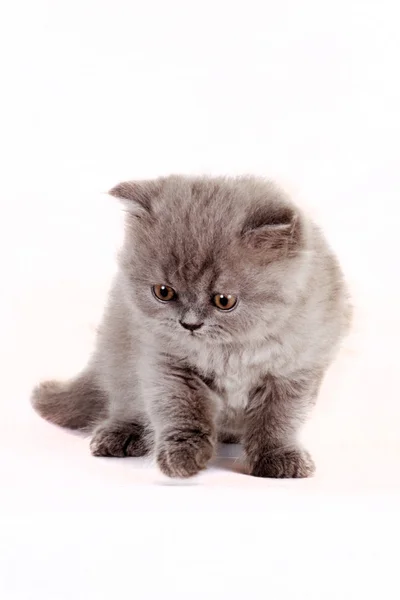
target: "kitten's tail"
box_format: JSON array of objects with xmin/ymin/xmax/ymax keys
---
[{"xmin": 31, "ymin": 371, "xmax": 107, "ymax": 431}]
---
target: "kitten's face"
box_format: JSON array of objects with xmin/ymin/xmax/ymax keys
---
[
  {"xmin": 130, "ymin": 250, "xmax": 266, "ymax": 345},
  {"xmin": 113, "ymin": 176, "xmax": 306, "ymax": 346}
]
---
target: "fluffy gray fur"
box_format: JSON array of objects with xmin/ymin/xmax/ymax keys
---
[{"xmin": 32, "ymin": 175, "xmax": 351, "ymax": 478}]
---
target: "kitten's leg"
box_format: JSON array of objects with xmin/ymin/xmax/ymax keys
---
[
  {"xmin": 90, "ymin": 419, "xmax": 152, "ymax": 458},
  {"xmin": 150, "ymin": 365, "xmax": 218, "ymax": 478},
  {"xmin": 243, "ymin": 371, "xmax": 322, "ymax": 478}
]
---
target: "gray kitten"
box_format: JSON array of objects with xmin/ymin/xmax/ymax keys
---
[{"xmin": 32, "ymin": 176, "xmax": 351, "ymax": 478}]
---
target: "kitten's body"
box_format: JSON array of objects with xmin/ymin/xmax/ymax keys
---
[{"xmin": 32, "ymin": 176, "xmax": 351, "ymax": 478}]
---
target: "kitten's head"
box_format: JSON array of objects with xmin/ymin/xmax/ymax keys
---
[{"xmin": 110, "ymin": 176, "xmax": 310, "ymax": 347}]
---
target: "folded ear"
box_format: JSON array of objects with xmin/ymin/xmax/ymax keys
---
[
  {"xmin": 108, "ymin": 179, "xmax": 163, "ymax": 216},
  {"xmin": 241, "ymin": 203, "xmax": 301, "ymax": 254}
]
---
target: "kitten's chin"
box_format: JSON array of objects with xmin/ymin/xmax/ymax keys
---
[
  {"xmin": 157, "ymin": 321, "xmax": 236, "ymax": 347},
  {"xmin": 165, "ymin": 328, "xmax": 220, "ymax": 348}
]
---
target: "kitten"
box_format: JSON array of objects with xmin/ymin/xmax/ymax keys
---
[{"xmin": 32, "ymin": 176, "xmax": 351, "ymax": 478}]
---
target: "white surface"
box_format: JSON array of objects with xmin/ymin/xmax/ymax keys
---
[{"xmin": 1, "ymin": 1, "xmax": 400, "ymax": 599}]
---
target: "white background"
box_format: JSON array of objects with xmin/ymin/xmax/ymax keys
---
[{"xmin": 1, "ymin": 1, "xmax": 399, "ymax": 598}]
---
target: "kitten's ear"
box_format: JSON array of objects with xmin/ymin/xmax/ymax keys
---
[
  {"xmin": 108, "ymin": 179, "xmax": 163, "ymax": 215},
  {"xmin": 241, "ymin": 204, "xmax": 301, "ymax": 253}
]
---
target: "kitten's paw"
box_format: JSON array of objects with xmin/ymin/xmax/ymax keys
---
[
  {"xmin": 249, "ymin": 447, "xmax": 315, "ymax": 479},
  {"xmin": 157, "ymin": 430, "xmax": 214, "ymax": 478},
  {"xmin": 90, "ymin": 422, "xmax": 149, "ymax": 458}
]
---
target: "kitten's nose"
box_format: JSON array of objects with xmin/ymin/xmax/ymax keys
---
[{"xmin": 179, "ymin": 320, "xmax": 204, "ymax": 332}]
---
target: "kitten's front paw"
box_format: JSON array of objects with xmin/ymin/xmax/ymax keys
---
[
  {"xmin": 90, "ymin": 422, "xmax": 149, "ymax": 458},
  {"xmin": 157, "ymin": 430, "xmax": 214, "ymax": 478},
  {"xmin": 249, "ymin": 447, "xmax": 315, "ymax": 479}
]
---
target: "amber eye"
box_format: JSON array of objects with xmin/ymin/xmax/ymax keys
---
[
  {"xmin": 212, "ymin": 293, "xmax": 237, "ymax": 311},
  {"xmin": 152, "ymin": 285, "xmax": 176, "ymax": 302}
]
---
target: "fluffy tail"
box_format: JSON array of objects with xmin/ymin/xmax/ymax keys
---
[{"xmin": 31, "ymin": 371, "xmax": 107, "ymax": 431}]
